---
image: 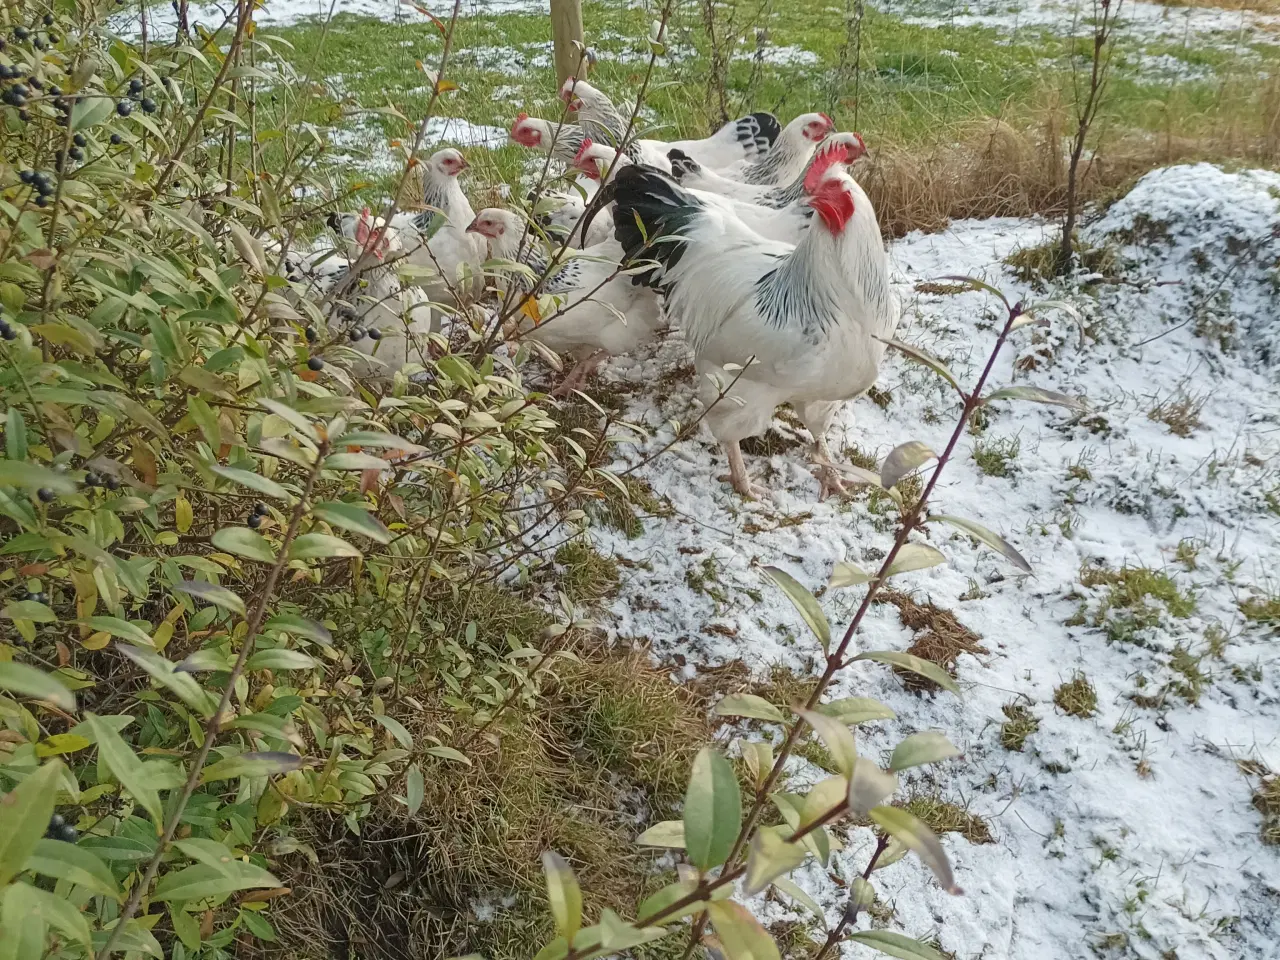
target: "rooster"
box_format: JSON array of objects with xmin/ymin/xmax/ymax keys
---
[
  {"xmin": 509, "ymin": 113, "xmax": 585, "ymax": 164},
  {"xmin": 670, "ymin": 132, "xmax": 866, "ymax": 209},
  {"xmin": 468, "ymin": 207, "xmax": 663, "ymax": 395},
  {"xmin": 611, "ymin": 162, "xmax": 898, "ymax": 499},
  {"xmin": 558, "ymin": 77, "xmax": 780, "ymax": 171},
  {"xmin": 667, "ymin": 112, "xmax": 835, "ymax": 200}
]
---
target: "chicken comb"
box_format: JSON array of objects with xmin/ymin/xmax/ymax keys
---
[
  {"xmin": 572, "ymin": 137, "xmax": 595, "ymax": 165},
  {"xmin": 804, "ymin": 137, "xmax": 857, "ymax": 194},
  {"xmin": 819, "ymin": 112, "xmax": 835, "ymax": 128}
]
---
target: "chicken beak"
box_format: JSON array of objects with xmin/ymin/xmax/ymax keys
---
[
  {"xmin": 465, "ymin": 218, "xmax": 481, "ymax": 234},
  {"xmin": 457, "ymin": 157, "xmax": 470, "ymax": 172}
]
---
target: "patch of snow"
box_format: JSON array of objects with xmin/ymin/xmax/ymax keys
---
[
  {"xmin": 735, "ymin": 43, "xmax": 822, "ymax": 66},
  {"xmin": 575, "ymin": 164, "xmax": 1280, "ymax": 957},
  {"xmin": 1123, "ymin": 50, "xmax": 1218, "ymax": 82}
]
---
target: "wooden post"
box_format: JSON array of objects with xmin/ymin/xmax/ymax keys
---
[{"xmin": 550, "ymin": 0, "xmax": 586, "ymax": 89}]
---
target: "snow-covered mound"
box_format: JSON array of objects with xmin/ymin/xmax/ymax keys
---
[
  {"xmin": 571, "ymin": 163, "xmax": 1280, "ymax": 959},
  {"xmin": 1088, "ymin": 163, "xmax": 1280, "ymax": 368}
]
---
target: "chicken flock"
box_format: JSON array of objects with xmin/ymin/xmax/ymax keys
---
[{"xmin": 296, "ymin": 75, "xmax": 901, "ymax": 500}]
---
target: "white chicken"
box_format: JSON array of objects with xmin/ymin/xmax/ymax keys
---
[
  {"xmin": 611, "ymin": 162, "xmax": 899, "ymax": 500},
  {"xmin": 667, "ymin": 112, "xmax": 836, "ymax": 199},
  {"xmin": 468, "ymin": 207, "xmax": 664, "ymax": 395},
  {"xmin": 393, "ymin": 147, "xmax": 487, "ymax": 322},
  {"xmin": 323, "ymin": 209, "xmax": 435, "ymax": 376},
  {"xmin": 532, "ymin": 138, "xmax": 630, "ymax": 248},
  {"xmin": 558, "ymin": 77, "xmax": 780, "ymax": 171},
  {"xmin": 509, "ymin": 113, "xmax": 585, "ymax": 164}
]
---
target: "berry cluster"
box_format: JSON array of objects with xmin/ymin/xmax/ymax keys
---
[
  {"xmin": 83, "ymin": 471, "xmax": 121, "ymax": 491},
  {"xmin": 246, "ymin": 501, "xmax": 269, "ymax": 528},
  {"xmin": 18, "ymin": 168, "xmax": 55, "ymax": 207},
  {"xmin": 45, "ymin": 813, "xmax": 77, "ymax": 844}
]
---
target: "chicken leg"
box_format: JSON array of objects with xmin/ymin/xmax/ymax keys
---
[
  {"xmin": 551, "ymin": 348, "xmax": 610, "ymax": 397},
  {"xmin": 798, "ymin": 400, "xmax": 849, "ymax": 499},
  {"xmin": 723, "ymin": 439, "xmax": 764, "ymax": 500}
]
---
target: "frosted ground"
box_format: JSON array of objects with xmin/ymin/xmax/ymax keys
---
[{"xmin": 579, "ymin": 162, "xmax": 1280, "ymax": 958}]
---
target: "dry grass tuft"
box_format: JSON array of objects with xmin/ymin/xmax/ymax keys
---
[
  {"xmin": 1000, "ymin": 701, "xmax": 1041, "ymax": 751},
  {"xmin": 555, "ymin": 539, "xmax": 621, "ymax": 601},
  {"xmin": 1252, "ymin": 775, "xmax": 1280, "ymax": 847},
  {"xmin": 1148, "ymin": 391, "xmax": 1207, "ymax": 437},
  {"xmin": 875, "ymin": 591, "xmax": 988, "ymax": 692},
  {"xmin": 902, "ymin": 795, "xmax": 994, "ymax": 844},
  {"xmin": 1055, "ymin": 672, "xmax": 1099, "ymax": 718},
  {"xmin": 741, "ymin": 429, "xmax": 805, "ymax": 457},
  {"xmin": 261, "ymin": 640, "xmax": 710, "ymax": 960}
]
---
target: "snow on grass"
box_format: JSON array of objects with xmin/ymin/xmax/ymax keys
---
[
  {"xmin": 879, "ymin": 0, "xmax": 1280, "ymax": 42},
  {"xmin": 579, "ymin": 164, "xmax": 1280, "ymax": 957}
]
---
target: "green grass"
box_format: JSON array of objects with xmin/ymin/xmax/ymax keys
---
[
  {"xmin": 1055, "ymin": 672, "xmax": 1099, "ymax": 718},
  {"xmin": 254, "ymin": 0, "xmax": 1278, "ymax": 209}
]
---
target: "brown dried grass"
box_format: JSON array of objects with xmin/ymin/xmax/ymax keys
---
[{"xmin": 875, "ymin": 590, "xmax": 988, "ymax": 692}]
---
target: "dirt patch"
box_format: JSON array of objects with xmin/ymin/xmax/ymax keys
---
[{"xmin": 874, "ymin": 590, "xmax": 988, "ymax": 692}]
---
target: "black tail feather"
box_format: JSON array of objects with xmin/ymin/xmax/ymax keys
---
[
  {"xmin": 611, "ymin": 165, "xmax": 704, "ymax": 288},
  {"xmin": 667, "ymin": 148, "xmax": 700, "ymax": 181},
  {"xmin": 744, "ymin": 111, "xmax": 781, "ymax": 152}
]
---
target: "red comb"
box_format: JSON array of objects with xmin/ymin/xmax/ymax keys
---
[
  {"xmin": 820, "ymin": 113, "xmax": 834, "ymax": 127},
  {"xmin": 572, "ymin": 138, "xmax": 594, "ymax": 163}
]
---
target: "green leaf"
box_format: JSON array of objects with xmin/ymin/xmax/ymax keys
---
[
  {"xmin": 818, "ymin": 697, "xmax": 896, "ymax": 725},
  {"xmin": 96, "ymin": 917, "xmax": 163, "ymax": 957},
  {"xmin": 761, "ymin": 566, "xmax": 831, "ymax": 655},
  {"xmin": 714, "ymin": 694, "xmax": 785, "ymax": 723},
  {"xmin": 884, "ymin": 543, "xmax": 946, "ymax": 578},
  {"xmin": 797, "ymin": 709, "xmax": 858, "ymax": 777},
  {"xmin": 2, "ymin": 600, "xmax": 56, "ymax": 623},
  {"xmin": 848, "ymin": 760, "xmax": 898, "ymax": 816},
  {"xmin": 635, "ymin": 820, "xmax": 685, "ymax": 849},
  {"xmin": 424, "ymin": 745, "xmax": 471, "ymax": 765},
  {"xmin": 371, "ymin": 714, "xmax": 413, "ymax": 749},
  {"xmin": 868, "ymin": 806, "xmax": 962, "ymax": 895},
  {"xmin": 846, "ymin": 931, "xmax": 947, "ymax": 960},
  {"xmin": 24, "ymin": 838, "xmax": 121, "ymax": 899},
  {"xmin": 81, "ymin": 835, "xmax": 153, "ymax": 862},
  {"xmin": 935, "ymin": 274, "xmax": 1010, "ymax": 308},
  {"xmin": 117, "ymin": 645, "xmax": 215, "ymax": 717},
  {"xmin": 212, "ymin": 527, "xmax": 277, "ymax": 563},
  {"xmin": 683, "ymin": 747, "xmax": 741, "ymax": 870},
  {"xmin": 174, "ymin": 580, "xmax": 245, "ymax": 616},
  {"xmin": 770, "ymin": 792, "xmax": 829, "ymax": 866},
  {"xmin": 169, "ymin": 904, "xmax": 201, "ymax": 952},
  {"xmin": 172, "ymin": 837, "xmax": 238, "ymax": 870},
  {"xmin": 201, "ymin": 751, "xmax": 302, "ymax": 782},
  {"xmin": 5, "ymin": 409, "xmax": 27, "ymax": 461},
  {"xmin": 0, "ymin": 662, "xmax": 75, "ymax": 711},
  {"xmin": 878, "ymin": 337, "xmax": 965, "ymax": 399},
  {"xmin": 312, "ymin": 501, "xmax": 392, "ymax": 544},
  {"xmin": 741, "ymin": 740, "xmax": 774, "ymax": 787},
  {"xmin": 6, "ymin": 880, "xmax": 94, "ymax": 950},
  {"xmin": 70, "ymin": 95, "xmax": 114, "ymax": 131},
  {"xmin": 80, "ymin": 615, "xmax": 153, "ymax": 647},
  {"xmin": 929, "ymin": 514, "xmax": 1032, "ymax": 574},
  {"xmin": 771, "ymin": 876, "xmax": 825, "ymax": 923},
  {"xmin": 333, "ymin": 430, "xmax": 422, "ymax": 452},
  {"xmin": 264, "ymin": 613, "xmax": 332, "ymax": 646},
  {"xmin": 84, "ymin": 713, "xmax": 164, "ymax": 827},
  {"xmin": 0, "ymin": 761, "xmax": 65, "ymax": 886},
  {"xmin": 828, "ymin": 561, "xmax": 873, "ymax": 589},
  {"xmin": 244, "ymin": 649, "xmax": 320, "ymax": 672},
  {"xmin": 287, "ymin": 533, "xmax": 361, "ymax": 561},
  {"xmin": 706, "ymin": 900, "xmax": 781, "ymax": 960},
  {"xmin": 984, "ymin": 385, "xmax": 1086, "ymax": 411},
  {"xmin": 259, "ymin": 398, "xmax": 317, "ymax": 443},
  {"xmin": 744, "ymin": 826, "xmax": 808, "ymax": 895},
  {"xmin": 210, "ymin": 465, "xmax": 291, "ymax": 501},
  {"xmin": 889, "ymin": 732, "xmax": 960, "ymax": 771},
  {"xmin": 151, "ymin": 860, "xmax": 282, "ymax": 903},
  {"xmin": 637, "ymin": 878, "xmax": 702, "ymax": 924},
  {"xmin": 880, "ymin": 441, "xmax": 936, "ymax": 489},
  {"xmin": 405, "ymin": 764, "xmax": 424, "ymax": 816},
  {"xmin": 542, "ymin": 851, "xmax": 583, "ymax": 942},
  {"xmin": 322, "ymin": 452, "xmax": 391, "ymax": 471},
  {"xmin": 852, "ymin": 651, "xmax": 960, "ymax": 694}
]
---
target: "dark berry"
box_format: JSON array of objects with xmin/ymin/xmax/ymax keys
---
[
  {"xmin": 27, "ymin": 76, "xmax": 41, "ymax": 90},
  {"xmin": 36, "ymin": 487, "xmax": 55, "ymax": 503},
  {"xmin": 306, "ymin": 356, "xmax": 324, "ymax": 371},
  {"xmin": 247, "ymin": 513, "xmax": 263, "ymax": 529},
  {"xmin": 104, "ymin": 475, "xmax": 120, "ymax": 491},
  {"xmin": 49, "ymin": 84, "xmax": 61, "ymax": 96},
  {"xmin": 349, "ymin": 328, "xmax": 365, "ymax": 341},
  {"xmin": 0, "ymin": 323, "xmax": 14, "ymax": 340},
  {"xmin": 72, "ymin": 133, "xmax": 86, "ymax": 147},
  {"xmin": 69, "ymin": 147, "xmax": 84, "ymax": 161},
  {"xmin": 129, "ymin": 77, "xmax": 144, "ymax": 93},
  {"xmin": 0, "ymin": 65, "xmax": 10, "ymax": 79},
  {"xmin": 110, "ymin": 133, "xmax": 122, "ymax": 145},
  {"xmin": 43, "ymin": 13, "xmax": 54, "ymax": 24},
  {"xmin": 34, "ymin": 195, "xmax": 48, "ymax": 207},
  {"xmin": 116, "ymin": 99, "xmax": 131, "ymax": 117},
  {"xmin": 13, "ymin": 27, "xmax": 29, "ymax": 40},
  {"xmin": 12, "ymin": 84, "xmax": 27, "ymax": 98},
  {"xmin": 19, "ymin": 169, "xmax": 34, "ymax": 184},
  {"xmin": 33, "ymin": 37, "xmax": 46, "ymax": 50},
  {"xmin": 84, "ymin": 472, "xmax": 101, "ymax": 487},
  {"xmin": 368, "ymin": 328, "xmax": 383, "ymax": 341},
  {"xmin": 47, "ymin": 33, "xmax": 58, "ymax": 43},
  {"xmin": 17, "ymin": 109, "xmax": 28, "ymax": 121},
  {"xmin": 48, "ymin": 813, "xmax": 64, "ymax": 830},
  {"xmin": 304, "ymin": 326, "xmax": 317, "ymax": 342},
  {"xmin": 58, "ymin": 824, "xmax": 77, "ymax": 843},
  {"xmin": 140, "ymin": 97, "xmax": 156, "ymax": 113},
  {"xmin": 253, "ymin": 501, "xmax": 268, "ymax": 516}
]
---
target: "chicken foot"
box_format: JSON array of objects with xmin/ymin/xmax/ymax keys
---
[
  {"xmin": 551, "ymin": 348, "xmax": 610, "ymax": 397},
  {"xmin": 722, "ymin": 440, "xmax": 764, "ymax": 500},
  {"xmin": 798, "ymin": 400, "xmax": 850, "ymax": 500}
]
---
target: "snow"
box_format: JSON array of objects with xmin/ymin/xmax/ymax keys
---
[{"xmin": 574, "ymin": 164, "xmax": 1280, "ymax": 957}]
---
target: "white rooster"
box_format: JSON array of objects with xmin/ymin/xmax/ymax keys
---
[
  {"xmin": 667, "ymin": 112, "xmax": 836, "ymax": 200},
  {"xmin": 611, "ymin": 162, "xmax": 898, "ymax": 499},
  {"xmin": 468, "ymin": 207, "xmax": 663, "ymax": 395},
  {"xmin": 558, "ymin": 77, "xmax": 780, "ymax": 171}
]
